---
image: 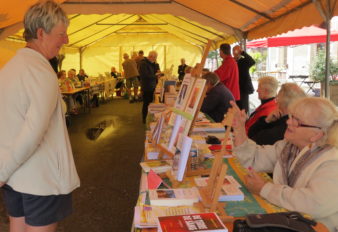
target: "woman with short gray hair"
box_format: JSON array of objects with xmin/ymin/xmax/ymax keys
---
[
  {"xmin": 0, "ymin": 1, "xmax": 80, "ymax": 231},
  {"xmin": 230, "ymin": 97, "xmax": 338, "ymax": 231},
  {"xmin": 248, "ymin": 82, "xmax": 306, "ymax": 145}
]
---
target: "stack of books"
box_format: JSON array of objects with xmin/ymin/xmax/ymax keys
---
[
  {"xmin": 192, "ymin": 122, "xmax": 225, "ymax": 133},
  {"xmin": 133, "ymin": 205, "xmax": 200, "ymax": 229},
  {"xmin": 140, "ymin": 160, "xmax": 173, "ymax": 174},
  {"xmin": 148, "ymin": 103, "xmax": 166, "ymax": 114}
]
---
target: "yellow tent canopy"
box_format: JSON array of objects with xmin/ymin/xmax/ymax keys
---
[{"xmin": 1, "ymin": 0, "xmax": 337, "ymax": 75}]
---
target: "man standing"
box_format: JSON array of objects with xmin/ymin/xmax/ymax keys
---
[
  {"xmin": 139, "ymin": 51, "xmax": 158, "ymax": 123},
  {"xmin": 233, "ymin": 45, "xmax": 255, "ymax": 113},
  {"xmin": 178, "ymin": 58, "xmax": 187, "ymax": 81},
  {"xmin": 122, "ymin": 53, "xmax": 139, "ymax": 103},
  {"xmin": 215, "ymin": 43, "xmax": 240, "ymax": 101}
]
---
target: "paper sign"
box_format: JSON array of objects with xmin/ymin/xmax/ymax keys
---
[{"xmin": 147, "ymin": 169, "xmax": 163, "ymax": 190}]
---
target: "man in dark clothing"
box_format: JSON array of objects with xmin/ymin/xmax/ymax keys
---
[
  {"xmin": 201, "ymin": 72, "xmax": 234, "ymax": 122},
  {"xmin": 49, "ymin": 56, "xmax": 58, "ymax": 73},
  {"xmin": 139, "ymin": 51, "xmax": 158, "ymax": 123},
  {"xmin": 178, "ymin": 58, "xmax": 187, "ymax": 81},
  {"xmin": 233, "ymin": 45, "xmax": 255, "ymax": 113}
]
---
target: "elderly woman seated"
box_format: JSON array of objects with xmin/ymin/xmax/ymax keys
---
[
  {"xmin": 230, "ymin": 97, "xmax": 338, "ymax": 231},
  {"xmin": 248, "ymin": 83, "xmax": 306, "ymax": 145},
  {"xmin": 246, "ymin": 76, "xmax": 279, "ymax": 134}
]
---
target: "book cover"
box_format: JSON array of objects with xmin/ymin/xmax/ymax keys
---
[
  {"xmin": 149, "ymin": 187, "xmax": 200, "ymax": 206},
  {"xmin": 140, "ymin": 160, "xmax": 173, "ymax": 174},
  {"xmin": 184, "ymin": 79, "xmax": 206, "ymax": 117},
  {"xmin": 157, "ymin": 212, "xmax": 228, "ymax": 232}
]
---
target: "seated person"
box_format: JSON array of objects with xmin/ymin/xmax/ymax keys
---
[
  {"xmin": 246, "ymin": 76, "xmax": 278, "ymax": 134},
  {"xmin": 230, "ymin": 98, "xmax": 338, "ymax": 231},
  {"xmin": 77, "ymin": 68, "xmax": 88, "ymax": 81},
  {"xmin": 68, "ymin": 68, "xmax": 80, "ymax": 85},
  {"xmin": 202, "ymin": 68, "xmax": 210, "ymax": 76},
  {"xmin": 249, "ymin": 83, "xmax": 306, "ymax": 145},
  {"xmin": 200, "ymin": 72, "xmax": 234, "ymax": 122},
  {"xmin": 68, "ymin": 69, "xmax": 83, "ymax": 107}
]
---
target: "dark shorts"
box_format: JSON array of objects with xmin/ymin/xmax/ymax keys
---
[{"xmin": 1, "ymin": 185, "xmax": 73, "ymax": 226}]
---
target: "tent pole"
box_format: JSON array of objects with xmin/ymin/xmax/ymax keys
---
[
  {"xmin": 325, "ymin": 18, "xmax": 331, "ymax": 98},
  {"xmin": 164, "ymin": 45, "xmax": 167, "ymax": 71},
  {"xmin": 243, "ymin": 32, "xmax": 248, "ymax": 51},
  {"xmin": 79, "ymin": 47, "xmax": 84, "ymax": 70},
  {"xmin": 313, "ymin": 0, "xmax": 332, "ymax": 98}
]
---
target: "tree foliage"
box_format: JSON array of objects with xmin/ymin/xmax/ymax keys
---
[{"xmin": 310, "ymin": 49, "xmax": 338, "ymax": 82}]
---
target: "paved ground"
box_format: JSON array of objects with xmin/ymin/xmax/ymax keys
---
[{"xmin": 0, "ymin": 98, "xmax": 146, "ymax": 232}]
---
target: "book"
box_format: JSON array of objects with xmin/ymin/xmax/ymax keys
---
[
  {"xmin": 194, "ymin": 176, "xmax": 244, "ymax": 201},
  {"xmin": 192, "ymin": 122, "xmax": 225, "ymax": 133},
  {"xmin": 149, "ymin": 187, "xmax": 200, "ymax": 206},
  {"xmin": 140, "ymin": 160, "xmax": 173, "ymax": 174},
  {"xmin": 157, "ymin": 212, "xmax": 228, "ymax": 232},
  {"xmin": 133, "ymin": 205, "xmax": 200, "ymax": 228}
]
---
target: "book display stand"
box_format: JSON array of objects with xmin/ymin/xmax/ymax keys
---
[{"xmin": 195, "ymin": 109, "xmax": 235, "ymax": 222}]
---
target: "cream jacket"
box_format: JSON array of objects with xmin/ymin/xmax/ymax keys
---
[
  {"xmin": 233, "ymin": 139, "xmax": 338, "ymax": 232},
  {"xmin": 0, "ymin": 48, "xmax": 80, "ymax": 195}
]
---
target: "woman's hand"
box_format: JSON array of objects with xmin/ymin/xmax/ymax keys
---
[
  {"xmin": 229, "ymin": 101, "xmax": 248, "ymax": 146},
  {"xmin": 265, "ymin": 108, "xmax": 282, "ymax": 123},
  {"xmin": 244, "ymin": 168, "xmax": 267, "ymax": 195}
]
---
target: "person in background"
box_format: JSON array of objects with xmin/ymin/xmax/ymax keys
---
[
  {"xmin": 249, "ymin": 83, "xmax": 306, "ymax": 145},
  {"xmin": 134, "ymin": 50, "xmax": 145, "ymax": 71},
  {"xmin": 68, "ymin": 68, "xmax": 79, "ymax": 84},
  {"xmin": 77, "ymin": 68, "xmax": 88, "ymax": 82},
  {"xmin": 111, "ymin": 66, "xmax": 118, "ymax": 78},
  {"xmin": 111, "ymin": 66, "xmax": 124, "ymax": 95},
  {"xmin": 122, "ymin": 53, "xmax": 140, "ymax": 103},
  {"xmin": 139, "ymin": 51, "xmax": 158, "ymax": 123},
  {"xmin": 230, "ymin": 97, "xmax": 338, "ymax": 231},
  {"xmin": 246, "ymin": 76, "xmax": 278, "ymax": 134},
  {"xmin": 49, "ymin": 56, "xmax": 58, "ymax": 73},
  {"xmin": 134, "ymin": 50, "xmax": 145, "ymax": 100},
  {"xmin": 202, "ymin": 68, "xmax": 210, "ymax": 76},
  {"xmin": 201, "ymin": 72, "xmax": 234, "ymax": 122},
  {"xmin": 178, "ymin": 58, "xmax": 187, "ymax": 81},
  {"xmin": 215, "ymin": 43, "xmax": 240, "ymax": 101},
  {"xmin": 0, "ymin": 1, "xmax": 80, "ymax": 231},
  {"xmin": 233, "ymin": 45, "xmax": 255, "ymax": 113}
]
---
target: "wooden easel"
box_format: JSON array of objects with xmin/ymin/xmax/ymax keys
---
[
  {"xmin": 184, "ymin": 40, "xmax": 213, "ymax": 177},
  {"xmin": 195, "ymin": 109, "xmax": 235, "ymax": 222}
]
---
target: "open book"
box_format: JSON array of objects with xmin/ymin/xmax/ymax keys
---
[{"xmin": 194, "ymin": 176, "xmax": 244, "ymax": 201}]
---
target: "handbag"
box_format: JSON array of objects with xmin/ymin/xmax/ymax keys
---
[{"xmin": 233, "ymin": 212, "xmax": 317, "ymax": 232}]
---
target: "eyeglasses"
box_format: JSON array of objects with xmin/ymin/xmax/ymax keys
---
[{"xmin": 288, "ymin": 114, "xmax": 321, "ymax": 129}]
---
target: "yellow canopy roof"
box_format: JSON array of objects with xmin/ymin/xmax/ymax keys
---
[
  {"xmin": 1, "ymin": 0, "xmax": 337, "ymax": 75},
  {"xmin": 2, "ymin": 0, "xmax": 338, "ymax": 42}
]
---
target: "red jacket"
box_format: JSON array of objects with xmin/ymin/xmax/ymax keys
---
[
  {"xmin": 245, "ymin": 98, "xmax": 277, "ymax": 133},
  {"xmin": 215, "ymin": 56, "xmax": 240, "ymax": 100}
]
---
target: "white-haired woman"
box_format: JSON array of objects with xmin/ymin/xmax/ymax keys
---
[
  {"xmin": 245, "ymin": 76, "xmax": 279, "ymax": 134},
  {"xmin": 248, "ymin": 83, "xmax": 306, "ymax": 145},
  {"xmin": 230, "ymin": 97, "xmax": 338, "ymax": 231},
  {"xmin": 0, "ymin": 1, "xmax": 80, "ymax": 232}
]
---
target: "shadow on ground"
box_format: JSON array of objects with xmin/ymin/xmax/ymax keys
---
[{"xmin": 0, "ymin": 98, "xmax": 146, "ymax": 232}]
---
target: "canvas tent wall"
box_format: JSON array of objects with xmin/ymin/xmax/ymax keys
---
[{"xmin": 1, "ymin": 0, "xmax": 338, "ymax": 78}]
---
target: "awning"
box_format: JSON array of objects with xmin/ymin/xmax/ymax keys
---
[{"xmin": 247, "ymin": 26, "xmax": 338, "ymax": 48}]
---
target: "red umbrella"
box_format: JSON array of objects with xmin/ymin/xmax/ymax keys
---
[{"xmin": 247, "ymin": 26, "xmax": 338, "ymax": 48}]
